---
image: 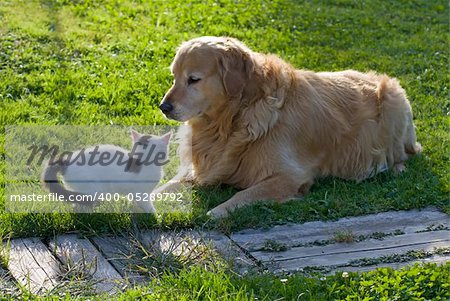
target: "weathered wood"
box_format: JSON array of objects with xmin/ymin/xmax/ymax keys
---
[
  {"xmin": 139, "ymin": 230, "xmax": 256, "ymax": 273},
  {"xmin": 270, "ymin": 240, "xmax": 450, "ymax": 273},
  {"xmin": 231, "ymin": 207, "xmax": 449, "ymax": 251},
  {"xmin": 253, "ymin": 231, "xmax": 450, "ymax": 262},
  {"xmin": 197, "ymin": 231, "xmax": 257, "ymax": 273},
  {"xmin": 2, "ymin": 207, "xmax": 447, "ymax": 289},
  {"xmin": 139, "ymin": 229, "xmax": 217, "ymax": 257},
  {"xmin": 252, "ymin": 231, "xmax": 450, "ymax": 273},
  {"xmin": 91, "ymin": 236, "xmax": 146, "ymax": 284},
  {"xmin": 7, "ymin": 238, "xmax": 61, "ymax": 294},
  {"xmin": 49, "ymin": 234, "xmax": 123, "ymax": 294}
]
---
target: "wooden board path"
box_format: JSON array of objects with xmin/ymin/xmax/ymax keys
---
[
  {"xmin": 2, "ymin": 207, "xmax": 449, "ymax": 294},
  {"xmin": 230, "ymin": 207, "xmax": 450, "ymax": 273},
  {"xmin": 253, "ymin": 231, "xmax": 450, "ymax": 273},
  {"xmin": 138, "ymin": 229, "xmax": 254, "ymax": 273},
  {"xmin": 231, "ymin": 207, "xmax": 450, "ymax": 251},
  {"xmin": 49, "ymin": 234, "xmax": 124, "ymax": 294},
  {"xmin": 91, "ymin": 235, "xmax": 146, "ymax": 284},
  {"xmin": 6, "ymin": 238, "xmax": 61, "ymax": 294}
]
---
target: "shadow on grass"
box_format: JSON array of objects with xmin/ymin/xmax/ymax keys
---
[
  {"xmin": 210, "ymin": 154, "xmax": 448, "ymax": 232},
  {"xmin": 3, "ymin": 153, "xmax": 447, "ymax": 239}
]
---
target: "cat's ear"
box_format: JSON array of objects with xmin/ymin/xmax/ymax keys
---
[
  {"xmin": 161, "ymin": 131, "xmax": 172, "ymax": 145},
  {"xmin": 129, "ymin": 128, "xmax": 142, "ymax": 143}
]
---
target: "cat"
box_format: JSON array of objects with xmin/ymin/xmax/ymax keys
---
[{"xmin": 41, "ymin": 129, "xmax": 171, "ymax": 213}]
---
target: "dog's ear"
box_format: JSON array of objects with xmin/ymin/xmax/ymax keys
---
[{"xmin": 219, "ymin": 44, "xmax": 253, "ymax": 98}]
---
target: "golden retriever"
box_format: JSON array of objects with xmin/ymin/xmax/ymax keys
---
[{"xmin": 159, "ymin": 36, "xmax": 421, "ymax": 218}]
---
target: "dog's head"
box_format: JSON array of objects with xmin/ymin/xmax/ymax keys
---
[{"xmin": 160, "ymin": 36, "xmax": 254, "ymax": 121}]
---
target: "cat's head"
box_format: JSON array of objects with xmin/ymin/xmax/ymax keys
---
[{"xmin": 129, "ymin": 129, "xmax": 171, "ymax": 164}]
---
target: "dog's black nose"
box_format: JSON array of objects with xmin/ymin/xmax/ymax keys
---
[{"xmin": 159, "ymin": 102, "xmax": 173, "ymax": 114}]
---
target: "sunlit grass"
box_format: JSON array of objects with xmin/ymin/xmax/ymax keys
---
[{"xmin": 0, "ymin": 0, "xmax": 448, "ymax": 236}]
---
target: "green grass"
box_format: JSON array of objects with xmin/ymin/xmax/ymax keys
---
[
  {"xmin": 111, "ymin": 263, "xmax": 450, "ymax": 301},
  {"xmin": 1, "ymin": 263, "xmax": 449, "ymax": 300},
  {"xmin": 1, "ymin": 0, "xmax": 448, "ymax": 237}
]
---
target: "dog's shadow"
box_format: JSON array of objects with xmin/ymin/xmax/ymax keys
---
[{"xmin": 192, "ymin": 154, "xmax": 446, "ymax": 232}]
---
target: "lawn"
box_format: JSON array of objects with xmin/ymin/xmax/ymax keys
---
[
  {"xmin": 2, "ymin": 263, "xmax": 449, "ymax": 300},
  {"xmin": 0, "ymin": 0, "xmax": 448, "ymax": 236},
  {"xmin": 0, "ymin": 0, "xmax": 448, "ymax": 299}
]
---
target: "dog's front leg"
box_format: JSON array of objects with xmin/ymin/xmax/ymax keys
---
[
  {"xmin": 152, "ymin": 179, "xmax": 185, "ymax": 194},
  {"xmin": 152, "ymin": 166, "xmax": 193, "ymax": 194},
  {"xmin": 207, "ymin": 174, "xmax": 311, "ymax": 218}
]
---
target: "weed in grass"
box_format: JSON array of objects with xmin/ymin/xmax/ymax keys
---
[
  {"xmin": 348, "ymin": 247, "xmax": 450, "ymax": 267},
  {"xmin": 355, "ymin": 230, "xmax": 406, "ymax": 242},
  {"xmin": 126, "ymin": 230, "xmax": 224, "ymax": 279},
  {"xmin": 261, "ymin": 239, "xmax": 289, "ymax": 252},
  {"xmin": 333, "ymin": 230, "xmax": 356, "ymax": 243},
  {"xmin": 393, "ymin": 229, "xmax": 405, "ymax": 236},
  {"xmin": 53, "ymin": 248, "xmax": 100, "ymax": 297},
  {"xmin": 0, "ymin": 234, "xmax": 11, "ymax": 269},
  {"xmin": 0, "ymin": 268, "xmax": 19, "ymax": 300},
  {"xmin": 416, "ymin": 223, "xmax": 450, "ymax": 233}
]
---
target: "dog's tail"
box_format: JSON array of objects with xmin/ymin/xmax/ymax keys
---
[
  {"xmin": 41, "ymin": 162, "xmax": 90, "ymax": 204},
  {"xmin": 375, "ymin": 75, "xmax": 396, "ymax": 114},
  {"xmin": 376, "ymin": 75, "xmax": 422, "ymax": 155},
  {"xmin": 404, "ymin": 116, "xmax": 422, "ymax": 155}
]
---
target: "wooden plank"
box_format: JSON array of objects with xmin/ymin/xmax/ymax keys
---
[
  {"xmin": 91, "ymin": 236, "xmax": 146, "ymax": 284},
  {"xmin": 7, "ymin": 238, "xmax": 61, "ymax": 294},
  {"xmin": 49, "ymin": 234, "xmax": 123, "ymax": 294},
  {"xmin": 139, "ymin": 229, "xmax": 220, "ymax": 257},
  {"xmin": 252, "ymin": 231, "xmax": 450, "ymax": 262},
  {"xmin": 139, "ymin": 229, "xmax": 198, "ymax": 255},
  {"xmin": 139, "ymin": 230, "xmax": 257, "ymax": 273},
  {"xmin": 197, "ymin": 231, "xmax": 258, "ymax": 273},
  {"xmin": 231, "ymin": 207, "xmax": 449, "ymax": 251},
  {"xmin": 268, "ymin": 240, "xmax": 450, "ymax": 273},
  {"xmin": 252, "ymin": 231, "xmax": 450, "ymax": 272}
]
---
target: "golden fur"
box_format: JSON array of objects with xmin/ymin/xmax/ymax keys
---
[{"xmin": 159, "ymin": 36, "xmax": 421, "ymax": 218}]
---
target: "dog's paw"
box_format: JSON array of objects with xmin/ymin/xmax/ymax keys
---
[
  {"xmin": 393, "ymin": 163, "xmax": 406, "ymax": 173},
  {"xmin": 206, "ymin": 207, "xmax": 228, "ymax": 219}
]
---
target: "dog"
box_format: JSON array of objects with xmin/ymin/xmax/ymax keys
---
[{"xmin": 158, "ymin": 36, "xmax": 421, "ymax": 218}]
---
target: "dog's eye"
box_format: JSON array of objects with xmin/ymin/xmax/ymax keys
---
[{"xmin": 187, "ymin": 76, "xmax": 201, "ymax": 85}]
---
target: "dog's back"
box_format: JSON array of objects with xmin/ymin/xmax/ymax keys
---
[{"xmin": 276, "ymin": 69, "xmax": 420, "ymax": 181}]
